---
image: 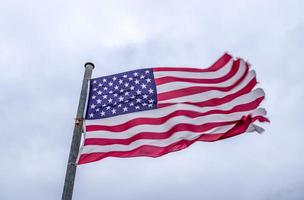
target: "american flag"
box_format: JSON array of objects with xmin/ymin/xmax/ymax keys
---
[{"xmin": 77, "ymin": 53, "xmax": 269, "ymax": 165}]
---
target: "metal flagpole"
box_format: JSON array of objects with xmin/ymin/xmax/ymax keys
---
[{"xmin": 62, "ymin": 62, "xmax": 94, "ymax": 200}]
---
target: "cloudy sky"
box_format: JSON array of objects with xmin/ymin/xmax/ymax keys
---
[{"xmin": 0, "ymin": 0, "xmax": 303, "ymax": 199}]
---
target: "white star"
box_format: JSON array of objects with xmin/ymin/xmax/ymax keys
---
[
  {"xmin": 148, "ymin": 88, "xmax": 154, "ymax": 94},
  {"xmin": 133, "ymin": 72, "xmax": 138, "ymax": 77},
  {"xmin": 102, "ymin": 94, "xmax": 107, "ymax": 99},
  {"xmin": 95, "ymin": 108, "xmax": 100, "ymax": 112},
  {"xmin": 108, "ymin": 98, "xmax": 113, "ymax": 103},
  {"xmin": 140, "ymin": 75, "xmax": 145, "ymax": 79},
  {"xmin": 109, "ymin": 82, "xmax": 113, "ymax": 86},
  {"xmin": 145, "ymin": 70, "xmax": 150, "ymax": 74},
  {"xmin": 136, "ymin": 89, "xmax": 142, "ymax": 95},
  {"xmin": 119, "ymin": 79, "xmax": 123, "ymax": 84},
  {"xmin": 148, "ymin": 99, "xmax": 155, "ymax": 103},
  {"xmin": 103, "ymin": 87, "xmax": 108, "ymax": 91},
  {"xmin": 98, "ymin": 83, "xmax": 102, "ymax": 87},
  {"xmin": 97, "ymin": 90, "xmax": 102, "ymax": 95},
  {"xmin": 93, "ymin": 87, "xmax": 97, "ymax": 91},
  {"xmin": 130, "ymin": 86, "xmax": 135, "ymax": 90},
  {"xmin": 92, "ymin": 95, "xmax": 96, "ymax": 99},
  {"xmin": 124, "ymin": 82, "xmax": 129, "ymax": 87},
  {"xmin": 112, "ymin": 76, "xmax": 117, "ymax": 81},
  {"xmin": 102, "ymin": 104, "xmax": 106, "ymax": 107},
  {"xmin": 123, "ymin": 74, "xmax": 128, "ymax": 78},
  {"xmin": 118, "ymin": 104, "xmax": 122, "ymax": 108},
  {"xmin": 102, "ymin": 78, "xmax": 107, "ymax": 83},
  {"xmin": 114, "ymin": 85, "xmax": 119, "ymax": 90},
  {"xmin": 135, "ymin": 105, "xmax": 140, "ymax": 109},
  {"xmin": 109, "ymin": 90, "xmax": 113, "ymax": 94},
  {"xmin": 129, "ymin": 102, "xmax": 134, "ymax": 106},
  {"xmin": 119, "ymin": 96, "xmax": 124, "ymax": 102},
  {"xmin": 114, "ymin": 93, "xmax": 118, "ymax": 97},
  {"xmin": 128, "ymin": 77, "xmax": 133, "ymax": 81},
  {"xmin": 89, "ymin": 113, "xmax": 94, "ymax": 118},
  {"xmin": 136, "ymin": 98, "xmax": 142, "ymax": 103},
  {"xmin": 124, "ymin": 91, "xmax": 129, "ymax": 96},
  {"xmin": 91, "ymin": 104, "xmax": 96, "ymax": 109},
  {"xmin": 93, "ymin": 80, "xmax": 97, "ymax": 84},
  {"xmin": 141, "ymin": 83, "xmax": 147, "ymax": 89},
  {"xmin": 142, "ymin": 103, "xmax": 147, "ymax": 106},
  {"xmin": 100, "ymin": 111, "xmax": 105, "ymax": 116},
  {"xmin": 134, "ymin": 79, "xmax": 140, "ymax": 84},
  {"xmin": 146, "ymin": 78, "xmax": 151, "ymax": 83},
  {"xmin": 143, "ymin": 94, "xmax": 148, "ymax": 99},
  {"xmin": 96, "ymin": 99, "xmax": 102, "ymax": 104},
  {"xmin": 120, "ymin": 89, "xmax": 124, "ymax": 93},
  {"xmin": 106, "ymin": 106, "xmax": 111, "ymax": 110},
  {"xmin": 148, "ymin": 104, "xmax": 153, "ymax": 108},
  {"xmin": 111, "ymin": 109, "xmax": 116, "ymax": 114},
  {"xmin": 123, "ymin": 107, "xmax": 128, "ymax": 112},
  {"xmin": 131, "ymin": 95, "xmax": 135, "ymax": 99}
]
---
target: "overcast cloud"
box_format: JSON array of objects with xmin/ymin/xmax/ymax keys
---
[{"xmin": 0, "ymin": 0, "xmax": 303, "ymax": 199}]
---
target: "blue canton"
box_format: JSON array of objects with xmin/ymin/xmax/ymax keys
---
[{"xmin": 85, "ymin": 68, "xmax": 157, "ymax": 120}]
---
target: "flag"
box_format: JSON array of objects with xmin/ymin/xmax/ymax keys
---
[{"xmin": 77, "ymin": 53, "xmax": 269, "ymax": 165}]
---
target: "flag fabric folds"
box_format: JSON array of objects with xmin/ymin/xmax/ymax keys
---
[{"xmin": 77, "ymin": 53, "xmax": 269, "ymax": 165}]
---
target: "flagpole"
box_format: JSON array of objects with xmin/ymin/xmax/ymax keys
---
[{"xmin": 62, "ymin": 62, "xmax": 94, "ymax": 200}]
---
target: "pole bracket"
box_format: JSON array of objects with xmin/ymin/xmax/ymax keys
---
[{"xmin": 74, "ymin": 118, "xmax": 84, "ymax": 125}]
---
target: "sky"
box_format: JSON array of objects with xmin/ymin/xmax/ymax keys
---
[{"xmin": 0, "ymin": 0, "xmax": 303, "ymax": 199}]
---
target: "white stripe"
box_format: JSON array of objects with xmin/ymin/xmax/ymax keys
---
[
  {"xmin": 82, "ymin": 131, "xmax": 213, "ymax": 153},
  {"xmin": 246, "ymin": 123, "xmax": 265, "ymax": 133},
  {"xmin": 85, "ymin": 108, "xmax": 266, "ymax": 140},
  {"xmin": 85, "ymin": 123, "xmax": 235, "ymax": 141},
  {"xmin": 158, "ymin": 70, "xmax": 256, "ymax": 104},
  {"xmin": 154, "ymin": 59, "xmax": 233, "ymax": 79},
  {"xmin": 81, "ymin": 109, "xmax": 265, "ymax": 154},
  {"xmin": 156, "ymin": 60, "xmax": 245, "ymax": 93}
]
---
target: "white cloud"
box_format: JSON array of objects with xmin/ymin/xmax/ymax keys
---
[{"xmin": 0, "ymin": 0, "xmax": 303, "ymax": 199}]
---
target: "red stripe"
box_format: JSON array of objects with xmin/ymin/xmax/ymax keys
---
[
  {"xmin": 157, "ymin": 60, "xmax": 249, "ymax": 101},
  {"xmin": 154, "ymin": 59, "xmax": 237, "ymax": 85},
  {"xmin": 153, "ymin": 53, "xmax": 232, "ymax": 72},
  {"xmin": 157, "ymin": 76, "xmax": 257, "ymax": 108},
  {"xmin": 252, "ymin": 115, "xmax": 270, "ymax": 123},
  {"xmin": 78, "ymin": 114, "xmax": 253, "ymax": 165},
  {"xmin": 85, "ymin": 96, "xmax": 264, "ymax": 133},
  {"xmin": 208, "ymin": 53, "xmax": 234, "ymax": 71}
]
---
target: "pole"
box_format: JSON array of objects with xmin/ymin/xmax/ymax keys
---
[{"xmin": 62, "ymin": 62, "xmax": 94, "ymax": 200}]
